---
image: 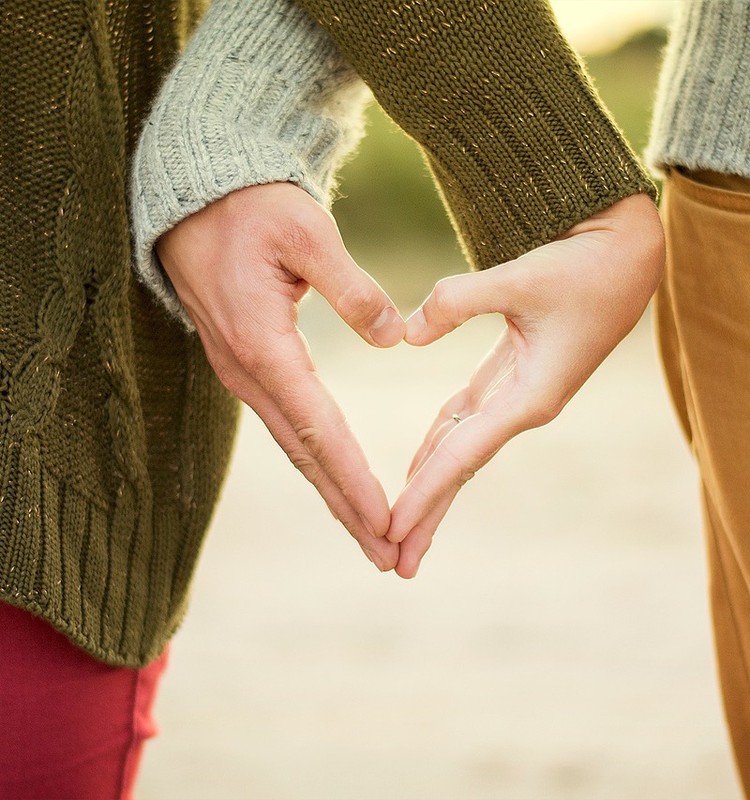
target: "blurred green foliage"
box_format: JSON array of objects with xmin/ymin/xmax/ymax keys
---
[
  {"xmin": 332, "ymin": 27, "xmax": 667, "ymax": 309},
  {"xmin": 586, "ymin": 28, "xmax": 667, "ymax": 155}
]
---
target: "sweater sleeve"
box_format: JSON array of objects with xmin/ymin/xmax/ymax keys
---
[
  {"xmin": 646, "ymin": 0, "xmax": 750, "ymax": 179},
  {"xmin": 294, "ymin": 0, "xmax": 657, "ymax": 271},
  {"xmin": 130, "ymin": 0, "xmax": 371, "ymax": 325}
]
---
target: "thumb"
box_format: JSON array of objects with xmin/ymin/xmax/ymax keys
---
[
  {"xmin": 288, "ymin": 215, "xmax": 405, "ymax": 348},
  {"xmin": 405, "ymin": 265, "xmax": 524, "ymax": 346}
]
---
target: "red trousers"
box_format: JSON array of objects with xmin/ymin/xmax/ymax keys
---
[{"xmin": 0, "ymin": 602, "xmax": 168, "ymax": 800}]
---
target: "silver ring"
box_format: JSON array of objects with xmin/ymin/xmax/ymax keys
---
[{"xmin": 451, "ymin": 413, "xmax": 462, "ymax": 424}]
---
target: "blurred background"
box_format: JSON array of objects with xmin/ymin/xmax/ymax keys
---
[{"xmin": 140, "ymin": 2, "xmax": 743, "ymax": 798}]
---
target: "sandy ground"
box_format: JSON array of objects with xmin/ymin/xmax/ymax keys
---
[{"xmin": 138, "ymin": 296, "xmax": 742, "ymax": 800}]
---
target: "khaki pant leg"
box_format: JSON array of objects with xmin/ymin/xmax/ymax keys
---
[{"xmin": 657, "ymin": 167, "xmax": 750, "ymax": 796}]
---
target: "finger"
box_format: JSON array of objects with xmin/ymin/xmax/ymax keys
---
[
  {"xmin": 405, "ymin": 389, "xmax": 467, "ymax": 483},
  {"xmin": 257, "ymin": 331, "xmax": 394, "ymax": 536},
  {"xmin": 406, "ymin": 267, "xmax": 521, "ymax": 346},
  {"xmin": 388, "ymin": 411, "xmax": 513, "ymax": 545},
  {"xmin": 394, "ymin": 490, "xmax": 457, "ymax": 579},
  {"xmin": 215, "ymin": 348, "xmax": 399, "ymax": 570},
  {"xmin": 406, "ymin": 415, "xmax": 461, "ymax": 486},
  {"xmin": 405, "ymin": 332, "xmax": 517, "ymax": 485},
  {"xmin": 257, "ymin": 389, "xmax": 400, "ymax": 571},
  {"xmin": 285, "ymin": 217, "xmax": 405, "ymax": 348},
  {"xmin": 202, "ymin": 317, "xmax": 394, "ymax": 544}
]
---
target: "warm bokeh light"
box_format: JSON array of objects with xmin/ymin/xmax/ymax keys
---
[{"xmin": 550, "ymin": 0, "xmax": 676, "ymax": 53}]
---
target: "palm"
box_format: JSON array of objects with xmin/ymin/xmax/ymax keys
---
[
  {"xmin": 388, "ymin": 193, "xmax": 665, "ymax": 578},
  {"xmin": 157, "ymin": 182, "xmax": 403, "ymax": 571},
  {"xmin": 406, "ymin": 328, "xmax": 522, "ymax": 483}
]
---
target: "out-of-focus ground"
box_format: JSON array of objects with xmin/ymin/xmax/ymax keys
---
[
  {"xmin": 140, "ymin": 8, "xmax": 742, "ymax": 798},
  {"xmin": 139, "ymin": 299, "xmax": 741, "ymax": 800}
]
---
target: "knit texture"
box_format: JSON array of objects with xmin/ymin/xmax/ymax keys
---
[
  {"xmin": 0, "ymin": 0, "xmax": 239, "ymax": 668},
  {"xmin": 132, "ymin": 0, "xmax": 370, "ymax": 327},
  {"xmin": 296, "ymin": 0, "xmax": 657, "ymax": 271},
  {"xmin": 647, "ymin": 0, "xmax": 750, "ymax": 179},
  {"xmin": 1, "ymin": 0, "xmax": 655, "ymax": 668}
]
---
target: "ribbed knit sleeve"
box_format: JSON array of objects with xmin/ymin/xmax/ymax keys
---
[
  {"xmin": 130, "ymin": 0, "xmax": 370, "ymax": 325},
  {"xmin": 295, "ymin": 0, "xmax": 657, "ymax": 271},
  {"xmin": 647, "ymin": 0, "xmax": 750, "ymax": 179}
]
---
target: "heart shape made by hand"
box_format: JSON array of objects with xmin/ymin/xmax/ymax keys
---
[{"xmin": 158, "ymin": 184, "xmax": 664, "ymax": 580}]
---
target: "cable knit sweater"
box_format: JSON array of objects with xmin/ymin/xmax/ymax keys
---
[
  {"xmin": 133, "ymin": 0, "xmax": 655, "ymax": 327},
  {"xmin": 132, "ymin": 0, "xmax": 372, "ymax": 324},
  {"xmin": 1, "ymin": 0, "xmax": 238, "ymax": 668},
  {"xmin": 1, "ymin": 0, "xmax": 653, "ymax": 667}
]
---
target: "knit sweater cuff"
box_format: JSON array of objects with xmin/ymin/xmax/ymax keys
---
[
  {"xmin": 130, "ymin": 0, "xmax": 369, "ymax": 328},
  {"xmin": 647, "ymin": 0, "xmax": 750, "ymax": 179},
  {"xmin": 297, "ymin": 0, "xmax": 656, "ymax": 271}
]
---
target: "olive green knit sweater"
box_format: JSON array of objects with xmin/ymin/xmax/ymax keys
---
[
  {"xmin": 0, "ymin": 0, "xmax": 238, "ymax": 667},
  {"xmin": 295, "ymin": 0, "xmax": 655, "ymax": 271},
  {"xmin": 1, "ymin": 0, "xmax": 653, "ymax": 667}
]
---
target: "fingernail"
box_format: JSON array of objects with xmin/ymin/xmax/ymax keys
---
[
  {"xmin": 363, "ymin": 549, "xmax": 386, "ymax": 571},
  {"xmin": 369, "ymin": 307, "xmax": 403, "ymax": 347},
  {"xmin": 359, "ymin": 513, "xmax": 378, "ymax": 538},
  {"xmin": 406, "ymin": 308, "xmax": 426, "ymax": 341}
]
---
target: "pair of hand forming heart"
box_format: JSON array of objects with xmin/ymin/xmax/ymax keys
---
[{"xmin": 157, "ymin": 182, "xmax": 664, "ymax": 579}]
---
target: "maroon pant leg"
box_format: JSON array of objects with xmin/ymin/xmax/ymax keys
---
[{"xmin": 0, "ymin": 602, "xmax": 168, "ymax": 800}]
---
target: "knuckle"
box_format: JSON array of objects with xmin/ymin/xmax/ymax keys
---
[
  {"xmin": 336, "ymin": 282, "xmax": 379, "ymax": 327},
  {"xmin": 430, "ymin": 278, "xmax": 458, "ymax": 323},
  {"xmin": 289, "ymin": 448, "xmax": 319, "ymax": 477},
  {"xmin": 525, "ymin": 391, "xmax": 566, "ymax": 429},
  {"xmin": 211, "ymin": 361, "xmax": 236, "ymax": 393},
  {"xmin": 221, "ymin": 325, "xmax": 260, "ymax": 372},
  {"xmin": 296, "ymin": 424, "xmax": 327, "ymax": 462},
  {"xmin": 281, "ymin": 207, "xmax": 327, "ymax": 261},
  {"xmin": 441, "ymin": 444, "xmax": 477, "ymax": 487},
  {"xmin": 456, "ymin": 463, "xmax": 477, "ymax": 487},
  {"xmin": 220, "ymin": 326, "xmax": 244, "ymax": 357},
  {"xmin": 295, "ymin": 416, "xmax": 359, "ymax": 485}
]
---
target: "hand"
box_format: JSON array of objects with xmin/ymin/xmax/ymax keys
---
[
  {"xmin": 156, "ymin": 182, "xmax": 405, "ymax": 571},
  {"xmin": 388, "ymin": 193, "xmax": 665, "ymax": 578}
]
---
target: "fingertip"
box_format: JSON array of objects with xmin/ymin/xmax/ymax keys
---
[
  {"xmin": 369, "ymin": 307, "xmax": 405, "ymax": 348},
  {"xmin": 404, "ymin": 308, "xmax": 429, "ymax": 345},
  {"xmin": 375, "ymin": 502, "xmax": 393, "ymax": 539},
  {"xmin": 395, "ymin": 559, "xmax": 419, "ymax": 579},
  {"xmin": 362, "ymin": 545, "xmax": 394, "ymax": 572},
  {"xmin": 396, "ymin": 522, "xmax": 435, "ymax": 579},
  {"xmin": 354, "ymin": 474, "xmax": 392, "ymax": 538},
  {"xmin": 385, "ymin": 507, "xmax": 410, "ymax": 543},
  {"xmin": 373, "ymin": 539, "xmax": 400, "ymax": 572}
]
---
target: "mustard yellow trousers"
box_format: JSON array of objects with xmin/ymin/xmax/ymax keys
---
[{"xmin": 657, "ymin": 167, "xmax": 750, "ymax": 796}]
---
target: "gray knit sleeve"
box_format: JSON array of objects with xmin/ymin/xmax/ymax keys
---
[
  {"xmin": 647, "ymin": 0, "xmax": 750, "ymax": 179},
  {"xmin": 130, "ymin": 0, "xmax": 370, "ymax": 325}
]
